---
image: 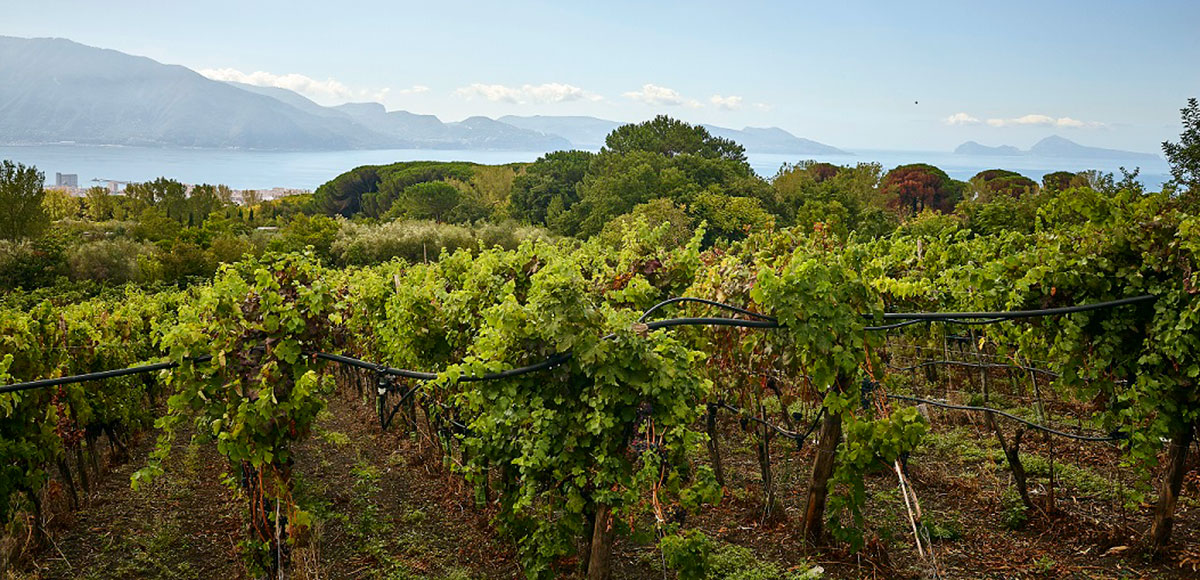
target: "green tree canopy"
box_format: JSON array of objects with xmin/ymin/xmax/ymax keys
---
[
  {"xmin": 0, "ymin": 160, "xmax": 49, "ymax": 240},
  {"xmin": 510, "ymin": 150, "xmax": 594, "ymax": 224},
  {"xmin": 1163, "ymin": 97, "xmax": 1200, "ymax": 196},
  {"xmin": 604, "ymin": 115, "xmax": 748, "ymax": 165},
  {"xmin": 392, "ymin": 181, "xmax": 463, "ymax": 223},
  {"xmin": 1041, "ymin": 171, "xmax": 1087, "ymax": 192},
  {"xmin": 968, "ymin": 169, "xmax": 1038, "ymax": 200}
]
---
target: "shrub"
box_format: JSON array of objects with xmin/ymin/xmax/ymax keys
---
[
  {"xmin": 66, "ymin": 239, "xmax": 157, "ymax": 284},
  {"xmin": 332, "ymin": 220, "xmax": 550, "ymax": 266}
]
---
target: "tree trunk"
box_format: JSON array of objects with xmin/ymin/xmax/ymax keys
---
[
  {"xmin": 757, "ymin": 405, "xmax": 779, "ymax": 520},
  {"xmin": 705, "ymin": 404, "xmax": 725, "ymax": 487},
  {"xmin": 30, "ymin": 491, "xmax": 45, "ymax": 547},
  {"xmin": 75, "ymin": 447, "xmax": 91, "ymax": 499},
  {"xmin": 56, "ymin": 458, "xmax": 80, "ymax": 509},
  {"xmin": 1150, "ymin": 423, "xmax": 1196, "ymax": 552},
  {"xmin": 586, "ymin": 503, "xmax": 615, "ymax": 580},
  {"xmin": 989, "ymin": 417, "xmax": 1033, "ymax": 511},
  {"xmin": 802, "ymin": 410, "xmax": 843, "ymax": 545}
]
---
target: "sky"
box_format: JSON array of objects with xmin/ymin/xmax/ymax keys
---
[{"xmin": 3, "ymin": 0, "xmax": 1198, "ymax": 153}]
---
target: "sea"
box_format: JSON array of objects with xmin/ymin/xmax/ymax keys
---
[{"xmin": 0, "ymin": 144, "xmax": 1173, "ymax": 192}]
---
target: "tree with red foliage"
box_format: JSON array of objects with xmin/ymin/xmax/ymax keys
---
[{"xmin": 880, "ymin": 163, "xmax": 964, "ymax": 217}]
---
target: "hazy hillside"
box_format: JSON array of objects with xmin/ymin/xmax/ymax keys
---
[
  {"xmin": 1029, "ymin": 135, "xmax": 1159, "ymax": 160},
  {"xmin": 0, "ymin": 35, "xmax": 847, "ymax": 154},
  {"xmin": 954, "ymin": 136, "xmax": 1159, "ymax": 160},
  {"xmin": 703, "ymin": 125, "xmax": 848, "ymax": 155},
  {"xmin": 0, "ymin": 36, "xmax": 573, "ymax": 151},
  {"xmin": 954, "ymin": 141, "xmax": 1023, "ymax": 156},
  {"xmin": 500, "ymin": 115, "xmax": 848, "ymax": 154},
  {"xmin": 0, "ymin": 36, "xmax": 394, "ymax": 149},
  {"xmin": 499, "ymin": 115, "xmax": 622, "ymax": 149}
]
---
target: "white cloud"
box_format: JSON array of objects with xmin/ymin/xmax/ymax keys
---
[
  {"xmin": 945, "ymin": 112, "xmax": 981, "ymax": 126},
  {"xmin": 454, "ymin": 82, "xmax": 601, "ymax": 104},
  {"xmin": 983, "ymin": 113, "xmax": 1104, "ymax": 128},
  {"xmin": 199, "ymin": 67, "xmax": 395, "ymax": 104},
  {"xmin": 753, "ymin": 102, "xmax": 773, "ymax": 112},
  {"xmin": 710, "ymin": 94, "xmax": 743, "ymax": 110},
  {"xmin": 624, "ymin": 84, "xmax": 702, "ymax": 107}
]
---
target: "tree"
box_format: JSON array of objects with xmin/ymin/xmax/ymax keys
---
[
  {"xmin": 42, "ymin": 187, "xmax": 83, "ymax": 221},
  {"xmin": 0, "ymin": 160, "xmax": 49, "ymax": 240},
  {"xmin": 968, "ymin": 169, "xmax": 1038, "ymax": 200},
  {"xmin": 215, "ymin": 184, "xmax": 235, "ymax": 205},
  {"xmin": 1163, "ymin": 97, "xmax": 1200, "ymax": 195},
  {"xmin": 84, "ymin": 186, "xmax": 115, "ymax": 221},
  {"xmin": 188, "ymin": 184, "xmax": 222, "ymax": 225},
  {"xmin": 241, "ymin": 189, "xmax": 262, "ymax": 207},
  {"xmin": 880, "ymin": 163, "xmax": 965, "ymax": 217},
  {"xmin": 767, "ymin": 161, "xmax": 889, "ymax": 236},
  {"xmin": 604, "ymin": 115, "xmax": 748, "ymax": 165},
  {"xmin": 510, "ymin": 150, "xmax": 594, "ymax": 224},
  {"xmin": 126, "ymin": 177, "xmax": 186, "ymax": 208},
  {"xmin": 394, "ymin": 181, "xmax": 462, "ymax": 222},
  {"xmin": 1041, "ymin": 171, "xmax": 1086, "ymax": 192},
  {"xmin": 565, "ymin": 120, "xmax": 768, "ymax": 238}
]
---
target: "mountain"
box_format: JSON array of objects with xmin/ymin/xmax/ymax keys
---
[
  {"xmin": 500, "ymin": 115, "xmax": 848, "ymax": 154},
  {"xmin": 703, "ymin": 125, "xmax": 848, "ymax": 155},
  {"xmin": 0, "ymin": 36, "xmax": 572, "ymax": 151},
  {"xmin": 0, "ymin": 35, "xmax": 847, "ymax": 154},
  {"xmin": 954, "ymin": 136, "xmax": 1159, "ymax": 160},
  {"xmin": 1028, "ymin": 135, "xmax": 1159, "ymax": 160},
  {"xmin": 954, "ymin": 141, "xmax": 1023, "ymax": 156},
  {"xmin": 499, "ymin": 115, "xmax": 622, "ymax": 149},
  {"xmin": 0, "ymin": 36, "xmax": 394, "ymax": 149},
  {"xmin": 445, "ymin": 116, "xmax": 571, "ymax": 150}
]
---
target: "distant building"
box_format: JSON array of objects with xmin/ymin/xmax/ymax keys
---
[{"xmin": 55, "ymin": 172, "xmax": 78, "ymax": 188}]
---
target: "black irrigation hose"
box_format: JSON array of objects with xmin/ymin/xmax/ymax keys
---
[
  {"xmin": 0, "ymin": 355, "xmax": 213, "ymax": 395},
  {"xmin": 875, "ymin": 294, "xmax": 1156, "ymax": 321},
  {"xmin": 886, "ymin": 359, "xmax": 1057, "ymax": 375},
  {"xmin": 638, "ymin": 297, "xmax": 776, "ymax": 324},
  {"xmin": 865, "ymin": 318, "xmax": 1007, "ymax": 331},
  {"xmin": 0, "ymin": 294, "xmax": 1158, "ymax": 392},
  {"xmin": 716, "ymin": 402, "xmax": 802, "ymax": 440},
  {"xmin": 887, "ymin": 394, "xmax": 1126, "ymax": 442}
]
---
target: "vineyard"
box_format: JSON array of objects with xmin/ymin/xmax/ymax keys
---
[{"xmin": 1, "ymin": 179, "xmax": 1197, "ymax": 579}]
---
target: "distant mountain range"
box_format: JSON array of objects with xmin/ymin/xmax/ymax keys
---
[
  {"xmin": 955, "ymin": 137, "xmax": 1159, "ymax": 160},
  {"xmin": 0, "ymin": 36, "xmax": 846, "ymax": 155}
]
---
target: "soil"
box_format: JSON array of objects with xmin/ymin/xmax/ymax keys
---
[{"xmin": 11, "ymin": 380, "xmax": 1199, "ymax": 580}]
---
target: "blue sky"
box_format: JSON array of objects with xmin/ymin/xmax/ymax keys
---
[{"xmin": 4, "ymin": 0, "xmax": 1198, "ymax": 152}]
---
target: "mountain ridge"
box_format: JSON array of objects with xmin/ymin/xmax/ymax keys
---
[
  {"xmin": 954, "ymin": 136, "xmax": 1159, "ymax": 160},
  {"xmin": 0, "ymin": 35, "xmax": 847, "ymax": 155}
]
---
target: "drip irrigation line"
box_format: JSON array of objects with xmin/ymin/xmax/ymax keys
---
[
  {"xmin": 644, "ymin": 317, "xmax": 779, "ymax": 331},
  {"xmin": 886, "ymin": 359, "xmax": 1058, "ymax": 376},
  {"xmin": 865, "ymin": 317, "xmax": 1008, "ymax": 331},
  {"xmin": 638, "ymin": 297, "xmax": 776, "ymax": 324},
  {"xmin": 0, "ymin": 294, "xmax": 1156, "ymax": 392},
  {"xmin": 886, "ymin": 394, "xmax": 1126, "ymax": 442},
  {"xmin": 0, "ymin": 355, "xmax": 212, "ymax": 395},
  {"xmin": 875, "ymin": 294, "xmax": 1156, "ymax": 321}
]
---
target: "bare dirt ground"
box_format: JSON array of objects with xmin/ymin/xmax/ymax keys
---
[{"xmin": 11, "ymin": 387, "xmax": 1199, "ymax": 580}]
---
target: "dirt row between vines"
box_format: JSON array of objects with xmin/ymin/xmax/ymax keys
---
[{"xmin": 16, "ymin": 388, "xmax": 1200, "ymax": 579}]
